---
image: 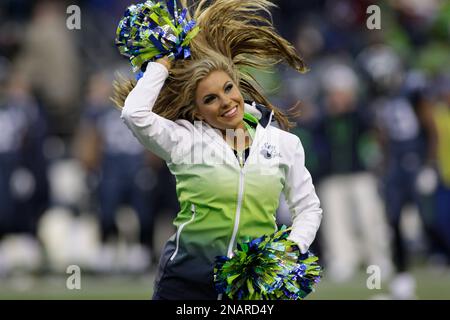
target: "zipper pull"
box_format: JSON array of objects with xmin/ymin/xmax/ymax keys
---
[{"xmin": 238, "ymin": 150, "xmax": 244, "ymax": 167}]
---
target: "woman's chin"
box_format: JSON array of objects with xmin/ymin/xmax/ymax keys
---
[
  {"xmin": 222, "ymin": 117, "xmax": 244, "ymax": 130},
  {"xmin": 208, "ymin": 113, "xmax": 244, "ymax": 131}
]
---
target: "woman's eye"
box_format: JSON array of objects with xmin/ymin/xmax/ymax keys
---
[
  {"xmin": 204, "ymin": 96, "xmax": 215, "ymax": 104},
  {"xmin": 225, "ymin": 84, "xmax": 233, "ymax": 92}
]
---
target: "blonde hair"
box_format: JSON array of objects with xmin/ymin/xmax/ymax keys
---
[{"xmin": 112, "ymin": 0, "xmax": 307, "ymax": 130}]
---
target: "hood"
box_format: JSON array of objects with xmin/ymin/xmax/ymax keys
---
[{"xmin": 244, "ymin": 101, "xmax": 275, "ymax": 128}]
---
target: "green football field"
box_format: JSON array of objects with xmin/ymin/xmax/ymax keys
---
[{"xmin": 1, "ymin": 266, "xmax": 449, "ymax": 300}]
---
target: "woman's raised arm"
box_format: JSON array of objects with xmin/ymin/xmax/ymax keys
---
[{"xmin": 121, "ymin": 60, "xmax": 192, "ymax": 163}]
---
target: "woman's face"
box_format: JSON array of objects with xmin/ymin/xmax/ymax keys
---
[{"xmin": 194, "ymin": 70, "xmax": 244, "ymax": 131}]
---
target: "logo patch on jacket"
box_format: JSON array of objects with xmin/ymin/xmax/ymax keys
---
[{"xmin": 260, "ymin": 142, "xmax": 281, "ymax": 159}]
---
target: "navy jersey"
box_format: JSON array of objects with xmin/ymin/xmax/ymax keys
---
[
  {"xmin": 375, "ymin": 96, "xmax": 427, "ymax": 171},
  {"xmin": 319, "ymin": 107, "xmax": 372, "ymax": 175},
  {"xmin": 0, "ymin": 99, "xmax": 33, "ymax": 154},
  {"xmin": 84, "ymin": 104, "xmax": 144, "ymax": 156}
]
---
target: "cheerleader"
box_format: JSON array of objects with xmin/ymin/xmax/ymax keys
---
[{"xmin": 113, "ymin": 0, "xmax": 322, "ymax": 300}]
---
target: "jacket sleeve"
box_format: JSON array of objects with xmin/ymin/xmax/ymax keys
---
[
  {"xmin": 121, "ymin": 62, "xmax": 192, "ymax": 162},
  {"xmin": 283, "ymin": 138, "xmax": 323, "ymax": 253}
]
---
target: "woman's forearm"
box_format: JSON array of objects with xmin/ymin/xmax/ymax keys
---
[
  {"xmin": 120, "ymin": 62, "xmax": 189, "ymax": 162},
  {"xmin": 122, "ymin": 62, "xmax": 169, "ymax": 118}
]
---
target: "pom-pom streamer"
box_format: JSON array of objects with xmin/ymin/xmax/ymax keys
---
[{"xmin": 115, "ymin": 0, "xmax": 200, "ymax": 72}]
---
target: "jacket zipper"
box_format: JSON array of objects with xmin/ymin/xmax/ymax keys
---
[
  {"xmin": 170, "ymin": 203, "xmax": 196, "ymax": 261},
  {"xmin": 227, "ymin": 168, "xmax": 245, "ymax": 257},
  {"xmin": 226, "ymin": 128, "xmax": 254, "ymax": 257}
]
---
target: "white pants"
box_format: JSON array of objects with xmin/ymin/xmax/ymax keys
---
[{"xmin": 318, "ymin": 172, "xmax": 392, "ymax": 282}]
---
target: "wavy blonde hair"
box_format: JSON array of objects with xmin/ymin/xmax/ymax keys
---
[{"xmin": 112, "ymin": 0, "xmax": 307, "ymax": 130}]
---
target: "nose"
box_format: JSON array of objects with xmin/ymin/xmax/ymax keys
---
[{"xmin": 220, "ymin": 95, "xmax": 232, "ymax": 108}]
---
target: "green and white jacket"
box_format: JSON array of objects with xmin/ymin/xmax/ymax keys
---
[{"xmin": 121, "ymin": 62, "xmax": 322, "ymax": 288}]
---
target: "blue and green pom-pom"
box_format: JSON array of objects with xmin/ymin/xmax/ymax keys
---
[
  {"xmin": 214, "ymin": 226, "xmax": 322, "ymax": 300},
  {"xmin": 115, "ymin": 0, "xmax": 200, "ymax": 72}
]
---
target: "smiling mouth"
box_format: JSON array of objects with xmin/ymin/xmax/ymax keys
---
[{"xmin": 221, "ymin": 106, "xmax": 238, "ymax": 118}]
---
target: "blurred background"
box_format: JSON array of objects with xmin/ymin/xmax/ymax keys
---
[{"xmin": 0, "ymin": 0, "xmax": 449, "ymax": 299}]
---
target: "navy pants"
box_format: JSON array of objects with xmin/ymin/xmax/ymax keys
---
[
  {"xmin": 152, "ymin": 240, "xmax": 219, "ymax": 300},
  {"xmin": 384, "ymin": 165, "xmax": 450, "ymax": 271}
]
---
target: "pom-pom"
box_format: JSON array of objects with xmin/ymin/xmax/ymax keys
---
[
  {"xmin": 115, "ymin": 0, "xmax": 200, "ymax": 72},
  {"xmin": 214, "ymin": 226, "xmax": 322, "ymax": 300}
]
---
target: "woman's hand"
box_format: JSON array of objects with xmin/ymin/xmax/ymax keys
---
[{"xmin": 156, "ymin": 56, "xmax": 172, "ymax": 72}]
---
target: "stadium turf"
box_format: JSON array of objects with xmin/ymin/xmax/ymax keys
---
[{"xmin": 0, "ymin": 266, "xmax": 449, "ymax": 300}]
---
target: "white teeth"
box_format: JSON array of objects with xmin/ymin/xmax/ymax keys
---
[{"xmin": 223, "ymin": 107, "xmax": 237, "ymax": 117}]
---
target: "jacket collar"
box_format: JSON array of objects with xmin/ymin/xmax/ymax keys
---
[
  {"xmin": 244, "ymin": 101, "xmax": 274, "ymax": 129},
  {"xmin": 199, "ymin": 101, "xmax": 275, "ymax": 167}
]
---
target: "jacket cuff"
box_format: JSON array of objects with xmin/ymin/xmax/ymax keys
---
[
  {"xmin": 287, "ymin": 234, "xmax": 309, "ymax": 254},
  {"xmin": 143, "ymin": 61, "xmax": 169, "ymax": 80}
]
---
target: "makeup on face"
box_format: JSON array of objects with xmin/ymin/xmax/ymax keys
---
[{"xmin": 195, "ymin": 70, "xmax": 245, "ymax": 131}]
